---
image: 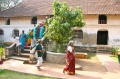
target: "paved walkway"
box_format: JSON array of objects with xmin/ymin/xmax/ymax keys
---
[{"xmin": 0, "ymin": 53, "xmax": 120, "ymax": 79}]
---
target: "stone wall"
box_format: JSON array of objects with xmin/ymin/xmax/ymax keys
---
[
  {"xmin": 74, "ymin": 46, "xmax": 96, "ymax": 53},
  {"xmin": 46, "ymin": 51, "xmax": 66, "ymax": 64}
]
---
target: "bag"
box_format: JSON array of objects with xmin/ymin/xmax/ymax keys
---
[
  {"xmin": 30, "ymin": 47, "xmax": 35, "ymax": 54},
  {"xmin": 35, "ymin": 52, "xmax": 38, "ymax": 59}
]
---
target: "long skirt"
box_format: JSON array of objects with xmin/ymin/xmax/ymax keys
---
[
  {"xmin": 64, "ymin": 51, "xmax": 75, "ymax": 75},
  {"xmin": 27, "ymin": 38, "xmax": 31, "ymax": 45}
]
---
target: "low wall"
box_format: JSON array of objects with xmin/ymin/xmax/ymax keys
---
[
  {"xmin": 46, "ymin": 51, "xmax": 66, "ymax": 64},
  {"xmin": 5, "ymin": 43, "xmax": 16, "ymax": 58},
  {"xmin": 5, "ymin": 43, "xmax": 21, "ymax": 58},
  {"xmin": 74, "ymin": 46, "xmax": 96, "ymax": 53}
]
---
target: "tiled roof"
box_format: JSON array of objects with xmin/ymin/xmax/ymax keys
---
[{"xmin": 0, "ymin": 0, "xmax": 120, "ymax": 17}]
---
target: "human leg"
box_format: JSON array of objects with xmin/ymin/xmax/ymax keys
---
[{"xmin": 36, "ymin": 57, "xmax": 42, "ymax": 71}]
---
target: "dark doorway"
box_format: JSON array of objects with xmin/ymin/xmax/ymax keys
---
[
  {"xmin": 31, "ymin": 16, "xmax": 37, "ymax": 24},
  {"xmin": 97, "ymin": 31, "xmax": 108, "ymax": 45}
]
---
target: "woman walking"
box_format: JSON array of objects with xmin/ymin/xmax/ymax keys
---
[{"xmin": 63, "ymin": 41, "xmax": 75, "ymax": 75}]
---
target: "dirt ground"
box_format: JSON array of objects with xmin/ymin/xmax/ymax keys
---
[
  {"xmin": 42, "ymin": 54, "xmax": 107, "ymax": 72},
  {"xmin": 75, "ymin": 55, "xmax": 107, "ymax": 72},
  {"xmin": 24, "ymin": 53, "xmax": 107, "ymax": 72}
]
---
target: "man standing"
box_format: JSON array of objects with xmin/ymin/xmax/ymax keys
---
[{"xmin": 35, "ymin": 39, "xmax": 43, "ymax": 71}]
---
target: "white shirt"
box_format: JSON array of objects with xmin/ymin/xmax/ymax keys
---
[
  {"xmin": 67, "ymin": 46, "xmax": 72, "ymax": 52},
  {"xmin": 15, "ymin": 37, "xmax": 21, "ymax": 46}
]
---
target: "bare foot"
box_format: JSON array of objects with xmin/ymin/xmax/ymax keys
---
[{"xmin": 37, "ymin": 67, "xmax": 41, "ymax": 71}]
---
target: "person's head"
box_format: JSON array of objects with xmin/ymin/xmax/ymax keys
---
[
  {"xmin": 37, "ymin": 39, "xmax": 43, "ymax": 44},
  {"xmin": 68, "ymin": 41, "xmax": 74, "ymax": 47},
  {"xmin": 22, "ymin": 30, "xmax": 24, "ymax": 33}
]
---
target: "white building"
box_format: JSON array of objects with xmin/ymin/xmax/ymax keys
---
[{"xmin": 0, "ymin": 0, "xmax": 120, "ymax": 50}]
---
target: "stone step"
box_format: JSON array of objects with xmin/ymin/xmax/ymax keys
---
[
  {"xmin": 8, "ymin": 56, "xmax": 29, "ymax": 61},
  {"xmin": 75, "ymin": 52, "xmax": 87, "ymax": 59},
  {"xmin": 75, "ymin": 64, "xmax": 82, "ymax": 70},
  {"xmin": 22, "ymin": 49, "xmax": 31, "ymax": 53},
  {"xmin": 13, "ymin": 53, "xmax": 30, "ymax": 58},
  {"xmin": 97, "ymin": 50, "xmax": 111, "ymax": 53},
  {"xmin": 24, "ymin": 46, "xmax": 31, "ymax": 49}
]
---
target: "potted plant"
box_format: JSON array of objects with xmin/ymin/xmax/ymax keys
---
[
  {"xmin": 0, "ymin": 47, "xmax": 4, "ymax": 64},
  {"xmin": 110, "ymin": 46, "xmax": 119, "ymax": 55}
]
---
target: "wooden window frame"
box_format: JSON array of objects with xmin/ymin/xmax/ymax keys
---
[
  {"xmin": 74, "ymin": 30, "xmax": 83, "ymax": 39},
  {"xmin": 13, "ymin": 29, "xmax": 19, "ymax": 36},
  {"xmin": 98, "ymin": 15, "xmax": 107, "ymax": 24},
  {"xmin": 0, "ymin": 29, "xmax": 4, "ymax": 35}
]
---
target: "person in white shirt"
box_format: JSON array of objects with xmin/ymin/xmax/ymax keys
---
[
  {"xmin": 13, "ymin": 35, "xmax": 21, "ymax": 55},
  {"xmin": 63, "ymin": 41, "xmax": 75, "ymax": 75}
]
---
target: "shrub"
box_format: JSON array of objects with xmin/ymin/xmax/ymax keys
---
[
  {"xmin": 110, "ymin": 46, "xmax": 119, "ymax": 55},
  {"xmin": 0, "ymin": 47, "xmax": 4, "ymax": 59}
]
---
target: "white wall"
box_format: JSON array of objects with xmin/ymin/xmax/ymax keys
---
[
  {"xmin": 84, "ymin": 14, "xmax": 120, "ymax": 25},
  {"xmin": 0, "ymin": 15, "xmax": 120, "ymax": 47}
]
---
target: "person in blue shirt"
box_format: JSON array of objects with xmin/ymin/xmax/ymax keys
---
[
  {"xmin": 20, "ymin": 30, "xmax": 26, "ymax": 51},
  {"xmin": 33, "ymin": 24, "xmax": 37, "ymax": 39},
  {"xmin": 39, "ymin": 22, "xmax": 45, "ymax": 39}
]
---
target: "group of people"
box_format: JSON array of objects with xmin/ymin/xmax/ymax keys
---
[
  {"xmin": 13, "ymin": 21, "xmax": 76, "ymax": 75},
  {"xmin": 14, "ymin": 21, "xmax": 45, "ymax": 51},
  {"xmin": 35, "ymin": 40, "xmax": 76, "ymax": 75},
  {"xmin": 13, "ymin": 22, "xmax": 45, "ymax": 71}
]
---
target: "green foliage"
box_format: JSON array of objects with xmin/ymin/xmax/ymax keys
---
[
  {"xmin": 110, "ymin": 46, "xmax": 120, "ymax": 55},
  {"xmin": 0, "ymin": 47, "xmax": 4, "ymax": 57},
  {"xmin": 44, "ymin": 0, "xmax": 85, "ymax": 52}
]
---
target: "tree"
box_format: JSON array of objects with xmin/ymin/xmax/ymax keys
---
[
  {"xmin": 0, "ymin": 0, "xmax": 21, "ymax": 11},
  {"xmin": 45, "ymin": 0, "xmax": 85, "ymax": 52}
]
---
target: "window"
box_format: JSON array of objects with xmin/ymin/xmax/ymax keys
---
[
  {"xmin": 31, "ymin": 16, "xmax": 37, "ymax": 24},
  {"xmin": 13, "ymin": 29, "xmax": 19, "ymax": 36},
  {"xmin": 0, "ymin": 29, "xmax": 4, "ymax": 35},
  {"xmin": 6, "ymin": 18, "xmax": 10, "ymax": 25},
  {"xmin": 74, "ymin": 30, "xmax": 83, "ymax": 39},
  {"xmin": 98, "ymin": 15, "xmax": 107, "ymax": 24}
]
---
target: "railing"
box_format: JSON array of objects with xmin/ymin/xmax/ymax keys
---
[{"xmin": 5, "ymin": 43, "xmax": 21, "ymax": 58}]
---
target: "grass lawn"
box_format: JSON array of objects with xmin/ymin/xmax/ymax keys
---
[
  {"xmin": 110, "ymin": 55, "xmax": 118, "ymax": 62},
  {"xmin": 0, "ymin": 69, "xmax": 62, "ymax": 79}
]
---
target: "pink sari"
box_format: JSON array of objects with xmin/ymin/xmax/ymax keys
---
[{"xmin": 64, "ymin": 50, "xmax": 75, "ymax": 75}]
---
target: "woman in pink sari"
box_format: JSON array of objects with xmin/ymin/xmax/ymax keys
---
[{"xmin": 63, "ymin": 41, "xmax": 75, "ymax": 75}]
